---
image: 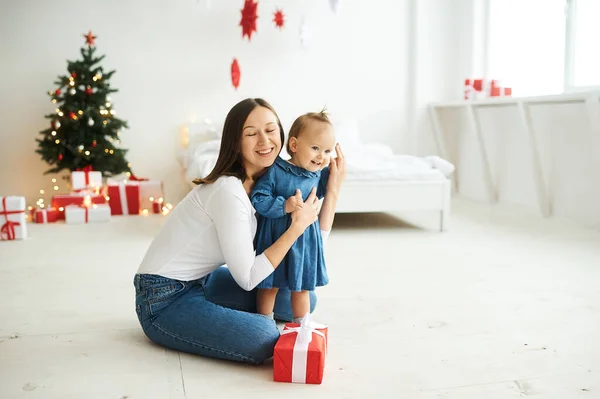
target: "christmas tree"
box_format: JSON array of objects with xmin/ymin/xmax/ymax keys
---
[{"xmin": 36, "ymin": 31, "xmax": 131, "ymax": 177}]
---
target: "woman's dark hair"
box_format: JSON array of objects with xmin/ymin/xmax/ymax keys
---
[{"xmin": 193, "ymin": 98, "xmax": 284, "ymax": 185}]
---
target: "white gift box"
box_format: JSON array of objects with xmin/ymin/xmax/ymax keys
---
[
  {"xmin": 71, "ymin": 169, "xmax": 103, "ymax": 191},
  {"xmin": 138, "ymin": 180, "xmax": 164, "ymax": 211},
  {"xmin": 0, "ymin": 196, "xmax": 28, "ymax": 240},
  {"xmin": 65, "ymin": 204, "xmax": 111, "ymax": 224}
]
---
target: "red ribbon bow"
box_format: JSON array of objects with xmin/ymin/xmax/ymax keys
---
[
  {"xmin": 129, "ymin": 173, "xmax": 149, "ymax": 182},
  {"xmin": 1, "ymin": 197, "xmax": 24, "ymax": 241},
  {"xmin": 76, "ymin": 165, "xmax": 94, "ymax": 185}
]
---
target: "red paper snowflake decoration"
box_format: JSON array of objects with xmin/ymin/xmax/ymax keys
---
[
  {"xmin": 273, "ymin": 9, "xmax": 285, "ymax": 29},
  {"xmin": 231, "ymin": 58, "xmax": 241, "ymax": 89},
  {"xmin": 240, "ymin": 0, "xmax": 258, "ymax": 40}
]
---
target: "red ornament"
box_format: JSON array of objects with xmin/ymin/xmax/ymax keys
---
[
  {"xmin": 92, "ymin": 140, "xmax": 97, "ymax": 148},
  {"xmin": 85, "ymin": 87, "xmax": 93, "ymax": 95},
  {"xmin": 58, "ymin": 154, "xmax": 63, "ymax": 160},
  {"xmin": 240, "ymin": 0, "xmax": 258, "ymax": 40},
  {"xmin": 69, "ymin": 112, "xmax": 76, "ymax": 120},
  {"xmin": 55, "ymin": 89, "xmax": 61, "ymax": 96},
  {"xmin": 71, "ymin": 72, "xmax": 77, "ymax": 79},
  {"xmin": 84, "ymin": 30, "xmax": 97, "ymax": 47},
  {"xmin": 273, "ymin": 9, "xmax": 285, "ymax": 29},
  {"xmin": 231, "ymin": 58, "xmax": 241, "ymax": 90}
]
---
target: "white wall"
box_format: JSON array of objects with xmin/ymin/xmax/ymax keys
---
[
  {"xmin": 3, "ymin": 0, "xmax": 461, "ymax": 205},
  {"xmin": 409, "ymin": 0, "xmax": 481, "ymax": 156}
]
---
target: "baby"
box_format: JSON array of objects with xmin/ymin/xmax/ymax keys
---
[{"xmin": 251, "ymin": 110, "xmax": 336, "ymax": 322}]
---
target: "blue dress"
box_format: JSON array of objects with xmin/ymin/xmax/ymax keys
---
[{"xmin": 251, "ymin": 156, "xmax": 330, "ymax": 292}]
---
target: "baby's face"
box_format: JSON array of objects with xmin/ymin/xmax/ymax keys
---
[{"xmin": 291, "ymin": 121, "xmax": 336, "ymax": 172}]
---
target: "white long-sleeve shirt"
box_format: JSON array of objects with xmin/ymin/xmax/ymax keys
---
[{"xmin": 137, "ymin": 176, "xmax": 329, "ymax": 291}]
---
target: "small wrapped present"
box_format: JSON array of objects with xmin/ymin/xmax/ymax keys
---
[
  {"xmin": 71, "ymin": 166, "xmax": 103, "ymax": 191},
  {"xmin": 152, "ymin": 199, "xmax": 164, "ymax": 214},
  {"xmin": 31, "ymin": 208, "xmax": 59, "ymax": 224},
  {"xmin": 65, "ymin": 204, "xmax": 111, "ymax": 224},
  {"xmin": 274, "ymin": 314, "xmax": 328, "ymax": 384},
  {"xmin": 0, "ymin": 196, "xmax": 28, "ymax": 240},
  {"xmin": 106, "ymin": 181, "xmax": 141, "ymax": 215},
  {"xmin": 51, "ymin": 193, "xmax": 107, "ymax": 220}
]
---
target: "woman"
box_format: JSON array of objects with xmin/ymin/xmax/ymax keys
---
[{"xmin": 134, "ymin": 98, "xmax": 345, "ymax": 364}]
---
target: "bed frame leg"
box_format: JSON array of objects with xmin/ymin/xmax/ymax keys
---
[
  {"xmin": 439, "ymin": 210, "xmax": 446, "ymax": 232},
  {"xmin": 440, "ymin": 180, "xmax": 451, "ymax": 232}
]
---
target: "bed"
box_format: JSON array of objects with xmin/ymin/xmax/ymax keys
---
[{"xmin": 178, "ymin": 118, "xmax": 453, "ymax": 231}]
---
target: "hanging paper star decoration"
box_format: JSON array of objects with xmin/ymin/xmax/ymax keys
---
[
  {"xmin": 83, "ymin": 30, "xmax": 97, "ymax": 47},
  {"xmin": 231, "ymin": 58, "xmax": 241, "ymax": 89},
  {"xmin": 273, "ymin": 9, "xmax": 285, "ymax": 29},
  {"xmin": 240, "ymin": 0, "xmax": 258, "ymax": 40}
]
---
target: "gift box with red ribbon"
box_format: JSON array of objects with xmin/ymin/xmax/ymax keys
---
[
  {"xmin": 65, "ymin": 204, "xmax": 111, "ymax": 224},
  {"xmin": 129, "ymin": 173, "xmax": 165, "ymax": 212},
  {"xmin": 31, "ymin": 208, "xmax": 59, "ymax": 224},
  {"xmin": 274, "ymin": 314, "xmax": 328, "ymax": 384},
  {"xmin": 71, "ymin": 165, "xmax": 103, "ymax": 191},
  {"xmin": 51, "ymin": 193, "xmax": 107, "ymax": 220},
  {"xmin": 106, "ymin": 181, "xmax": 141, "ymax": 216},
  {"xmin": 0, "ymin": 196, "xmax": 28, "ymax": 241}
]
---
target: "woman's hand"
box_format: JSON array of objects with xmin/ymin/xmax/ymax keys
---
[
  {"xmin": 326, "ymin": 143, "xmax": 346, "ymax": 196},
  {"xmin": 290, "ymin": 187, "xmax": 319, "ymax": 231}
]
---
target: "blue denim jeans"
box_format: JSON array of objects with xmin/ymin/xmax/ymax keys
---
[{"xmin": 133, "ymin": 266, "xmax": 317, "ymax": 364}]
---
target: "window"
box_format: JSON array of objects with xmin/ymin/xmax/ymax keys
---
[
  {"xmin": 568, "ymin": 0, "xmax": 600, "ymax": 88},
  {"xmin": 487, "ymin": 0, "xmax": 566, "ymax": 97}
]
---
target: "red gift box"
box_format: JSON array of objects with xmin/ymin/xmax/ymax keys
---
[
  {"xmin": 51, "ymin": 193, "xmax": 107, "ymax": 220},
  {"xmin": 31, "ymin": 208, "xmax": 59, "ymax": 223},
  {"xmin": 106, "ymin": 182, "xmax": 141, "ymax": 215},
  {"xmin": 274, "ymin": 316, "xmax": 328, "ymax": 384}
]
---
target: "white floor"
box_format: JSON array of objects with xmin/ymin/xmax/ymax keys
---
[{"xmin": 1, "ymin": 198, "xmax": 599, "ymax": 399}]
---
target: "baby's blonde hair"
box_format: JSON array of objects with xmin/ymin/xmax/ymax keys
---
[{"xmin": 286, "ymin": 107, "xmax": 331, "ymax": 154}]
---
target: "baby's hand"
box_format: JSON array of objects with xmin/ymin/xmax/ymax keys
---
[{"xmin": 285, "ymin": 189, "xmax": 304, "ymax": 213}]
